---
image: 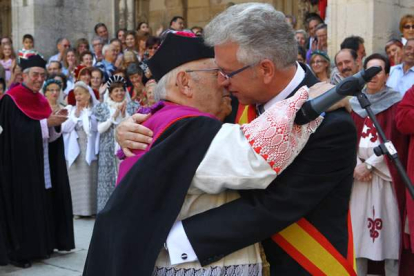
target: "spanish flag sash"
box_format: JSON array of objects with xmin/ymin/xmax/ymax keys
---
[{"xmin": 236, "ymin": 104, "xmax": 356, "ymax": 275}]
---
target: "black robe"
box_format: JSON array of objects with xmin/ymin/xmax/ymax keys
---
[
  {"xmin": 83, "ymin": 116, "xmax": 222, "ymax": 276},
  {"xmin": 0, "ymin": 95, "xmax": 74, "ymax": 263}
]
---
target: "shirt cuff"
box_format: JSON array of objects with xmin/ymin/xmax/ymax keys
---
[{"xmin": 166, "ymin": 221, "xmax": 198, "ymax": 265}]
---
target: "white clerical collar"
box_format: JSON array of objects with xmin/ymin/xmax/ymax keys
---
[{"xmin": 261, "ymin": 62, "xmax": 305, "ymax": 112}]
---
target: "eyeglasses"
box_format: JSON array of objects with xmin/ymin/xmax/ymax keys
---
[
  {"xmin": 185, "ymin": 68, "xmax": 220, "ymax": 74},
  {"xmin": 46, "ymin": 89, "xmax": 60, "ymax": 93},
  {"xmin": 403, "ymin": 25, "xmax": 414, "ymax": 30},
  {"xmin": 217, "ymin": 64, "xmax": 252, "ymax": 80},
  {"xmin": 93, "ymin": 43, "xmax": 102, "ymax": 47},
  {"xmin": 63, "ymin": 44, "xmax": 70, "ymax": 48},
  {"xmin": 30, "ymin": 72, "xmax": 46, "ymax": 79}
]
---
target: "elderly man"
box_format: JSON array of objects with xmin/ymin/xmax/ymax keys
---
[
  {"xmin": 48, "ymin": 37, "xmax": 70, "ymax": 64},
  {"xmin": 47, "ymin": 60, "xmax": 62, "ymax": 75},
  {"xmin": 116, "ymin": 3, "xmax": 357, "ymax": 276},
  {"xmin": 387, "ymin": 38, "xmax": 414, "ymax": 96},
  {"xmin": 0, "ymin": 54, "xmax": 74, "ymax": 268},
  {"xmin": 331, "ymin": 48, "xmax": 359, "ymax": 85},
  {"xmin": 84, "ymin": 32, "xmax": 323, "ymax": 275},
  {"xmin": 95, "ymin": 44, "xmax": 117, "ymax": 82},
  {"xmin": 91, "ymin": 36, "xmax": 104, "ymax": 65}
]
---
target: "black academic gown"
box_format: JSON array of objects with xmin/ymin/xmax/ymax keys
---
[
  {"xmin": 182, "ymin": 64, "xmax": 358, "ymax": 275},
  {"xmin": 83, "ymin": 116, "xmax": 222, "ymax": 276},
  {"xmin": 0, "ymin": 95, "xmax": 74, "ymax": 262}
]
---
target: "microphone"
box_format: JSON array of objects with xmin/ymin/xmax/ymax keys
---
[{"xmin": 294, "ymin": 66, "xmax": 382, "ymax": 125}]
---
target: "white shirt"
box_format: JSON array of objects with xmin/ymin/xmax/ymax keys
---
[{"xmin": 166, "ymin": 63, "xmax": 307, "ymax": 265}]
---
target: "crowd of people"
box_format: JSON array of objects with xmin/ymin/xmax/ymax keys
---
[{"xmin": 0, "ymin": 2, "xmax": 414, "ymax": 276}]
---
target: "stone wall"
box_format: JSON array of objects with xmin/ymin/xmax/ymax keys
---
[
  {"xmin": 328, "ymin": 0, "xmax": 414, "ymax": 59},
  {"xmin": 12, "ymin": 0, "xmax": 116, "ymax": 59}
]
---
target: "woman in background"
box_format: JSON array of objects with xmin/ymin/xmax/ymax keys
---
[
  {"xmin": 62, "ymin": 81, "xmax": 100, "ymax": 217},
  {"xmin": 93, "ymin": 76, "xmax": 138, "ymax": 212}
]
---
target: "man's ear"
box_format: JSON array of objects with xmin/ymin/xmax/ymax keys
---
[
  {"xmin": 176, "ymin": 71, "xmax": 193, "ymax": 98},
  {"xmin": 259, "ymin": 59, "xmax": 275, "ymax": 84}
]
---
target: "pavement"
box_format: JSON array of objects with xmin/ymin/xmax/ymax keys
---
[{"xmin": 0, "ymin": 218, "xmax": 95, "ymax": 276}]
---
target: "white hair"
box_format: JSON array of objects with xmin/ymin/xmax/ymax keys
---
[
  {"xmin": 102, "ymin": 44, "xmax": 111, "ymax": 56},
  {"xmin": 204, "ymin": 3, "xmax": 297, "ymax": 69},
  {"xmin": 153, "ymin": 66, "xmax": 183, "ymax": 102}
]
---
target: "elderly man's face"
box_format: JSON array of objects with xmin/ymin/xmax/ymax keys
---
[
  {"xmin": 336, "ymin": 51, "xmax": 358, "ymax": 78},
  {"xmin": 186, "ymin": 58, "xmax": 230, "ymax": 118},
  {"xmin": 23, "ymin": 67, "xmax": 46, "ymax": 92},
  {"xmin": 58, "ymin": 39, "xmax": 70, "ymax": 52},
  {"xmin": 105, "ymin": 46, "xmax": 118, "ymax": 62}
]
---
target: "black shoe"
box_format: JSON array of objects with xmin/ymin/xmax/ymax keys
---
[{"xmin": 10, "ymin": 259, "xmax": 31, "ymax": 268}]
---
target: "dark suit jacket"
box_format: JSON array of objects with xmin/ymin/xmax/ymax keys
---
[{"xmin": 182, "ymin": 64, "xmax": 357, "ymax": 275}]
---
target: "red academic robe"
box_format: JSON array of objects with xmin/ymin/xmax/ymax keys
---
[{"xmin": 396, "ymin": 85, "xmax": 414, "ymax": 275}]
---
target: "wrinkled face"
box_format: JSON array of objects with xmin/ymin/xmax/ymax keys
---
[
  {"xmin": 366, "ymin": 59, "xmax": 388, "ymax": 93},
  {"xmin": 77, "ymin": 43, "xmax": 88, "ymax": 54},
  {"xmin": 336, "ymin": 51, "xmax": 358, "ymax": 78},
  {"xmin": 92, "ymin": 40, "xmax": 103, "ymax": 54},
  {"xmin": 129, "ymin": 73, "xmax": 142, "ymax": 87},
  {"xmin": 105, "ymin": 46, "xmax": 118, "ymax": 62},
  {"xmin": 45, "ymin": 83, "xmax": 60, "ymax": 102},
  {"xmin": 308, "ymin": 19, "xmax": 320, "ymax": 37},
  {"xmin": 67, "ymin": 51, "xmax": 76, "ymax": 64},
  {"xmin": 74, "ymin": 87, "xmax": 90, "ymax": 106},
  {"xmin": 82, "ymin": 54, "xmax": 93, "ymax": 68},
  {"xmin": 139, "ymin": 23, "xmax": 149, "ymax": 33},
  {"xmin": 109, "ymin": 86, "xmax": 126, "ymax": 102},
  {"xmin": 315, "ymin": 28, "xmax": 327, "ymax": 48},
  {"xmin": 117, "ymin": 30, "xmax": 126, "ymax": 43},
  {"xmin": 97, "ymin": 26, "xmax": 108, "ymax": 40},
  {"xmin": 403, "ymin": 40, "xmax": 414, "ymax": 66},
  {"xmin": 47, "ymin": 62, "xmax": 61, "ymax": 75},
  {"xmin": 91, "ymin": 71, "xmax": 103, "ymax": 88},
  {"xmin": 386, "ymin": 44, "xmax": 403, "ymax": 62},
  {"xmin": 310, "ymin": 55, "xmax": 329, "ymax": 74},
  {"xmin": 186, "ymin": 58, "xmax": 228, "ymax": 117},
  {"xmin": 295, "ymin": 33, "xmax": 306, "ymax": 47},
  {"xmin": 125, "ymin": 34, "xmax": 135, "ymax": 49},
  {"xmin": 2, "ymin": 44, "xmax": 12, "ymax": 57},
  {"xmin": 214, "ymin": 42, "xmax": 264, "ymax": 105},
  {"xmin": 23, "ymin": 38, "xmax": 34, "ymax": 50},
  {"xmin": 171, "ymin": 18, "xmax": 185, "ymax": 31},
  {"xmin": 23, "ymin": 67, "xmax": 46, "ymax": 92},
  {"xmin": 79, "ymin": 71, "xmax": 91, "ymax": 85},
  {"xmin": 402, "ymin": 20, "xmax": 414, "ymax": 40}
]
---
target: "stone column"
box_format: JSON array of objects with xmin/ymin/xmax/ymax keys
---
[
  {"xmin": 12, "ymin": 0, "xmax": 116, "ymax": 59},
  {"xmin": 327, "ymin": 0, "xmax": 414, "ymax": 59}
]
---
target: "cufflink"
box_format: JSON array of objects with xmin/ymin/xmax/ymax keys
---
[{"xmin": 181, "ymin": 253, "xmax": 187, "ymax": 260}]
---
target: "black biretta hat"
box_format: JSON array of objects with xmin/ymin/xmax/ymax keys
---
[
  {"xmin": 19, "ymin": 53, "xmax": 47, "ymax": 71},
  {"xmin": 147, "ymin": 32, "xmax": 214, "ymax": 82}
]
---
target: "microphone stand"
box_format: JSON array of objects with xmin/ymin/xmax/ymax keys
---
[{"xmin": 355, "ymin": 92, "xmax": 414, "ymax": 200}]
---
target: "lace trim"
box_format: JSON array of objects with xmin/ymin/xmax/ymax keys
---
[
  {"xmin": 153, "ymin": 264, "xmax": 262, "ymax": 276},
  {"xmin": 241, "ymin": 86, "xmax": 323, "ymax": 175}
]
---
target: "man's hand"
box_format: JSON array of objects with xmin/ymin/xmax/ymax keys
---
[
  {"xmin": 115, "ymin": 113, "xmax": 153, "ymax": 157},
  {"xmin": 47, "ymin": 114, "xmax": 68, "ymax": 127},
  {"xmin": 308, "ymin": 82, "xmax": 352, "ymax": 113}
]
